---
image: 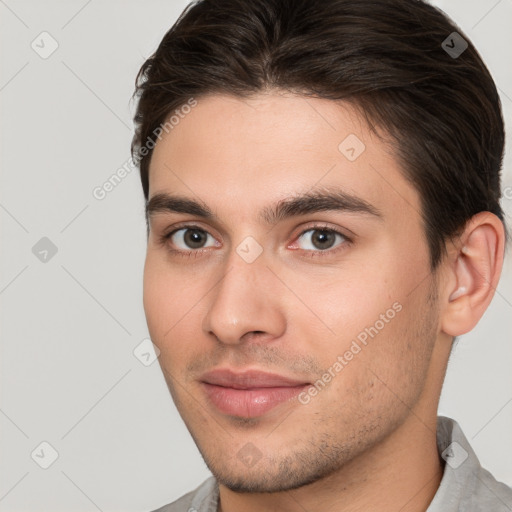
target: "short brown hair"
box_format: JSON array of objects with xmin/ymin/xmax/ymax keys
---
[{"xmin": 131, "ymin": 0, "xmax": 506, "ymax": 268}]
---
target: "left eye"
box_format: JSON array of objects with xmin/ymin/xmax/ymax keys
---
[{"xmin": 295, "ymin": 228, "xmax": 346, "ymax": 251}]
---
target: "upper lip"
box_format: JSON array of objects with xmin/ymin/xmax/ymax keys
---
[{"xmin": 200, "ymin": 369, "xmax": 310, "ymax": 389}]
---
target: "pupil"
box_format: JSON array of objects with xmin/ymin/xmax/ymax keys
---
[
  {"xmin": 185, "ymin": 229, "xmax": 205, "ymax": 248},
  {"xmin": 313, "ymin": 230, "xmax": 334, "ymax": 249}
]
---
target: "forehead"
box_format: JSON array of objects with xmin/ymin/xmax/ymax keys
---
[{"xmin": 148, "ymin": 92, "xmax": 420, "ymax": 226}]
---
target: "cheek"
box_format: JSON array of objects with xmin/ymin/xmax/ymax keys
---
[
  {"xmin": 279, "ymin": 261, "xmax": 402, "ymax": 353},
  {"xmin": 143, "ymin": 252, "xmax": 208, "ymax": 367},
  {"xmin": 143, "ymin": 252, "xmax": 184, "ymax": 342},
  {"xmin": 298, "ymin": 257, "xmax": 435, "ymax": 403},
  {"xmin": 312, "ymin": 299, "xmax": 436, "ymax": 436},
  {"xmin": 143, "ymin": 259, "xmax": 166, "ymax": 337},
  {"xmin": 287, "ymin": 231, "xmax": 424, "ymax": 336}
]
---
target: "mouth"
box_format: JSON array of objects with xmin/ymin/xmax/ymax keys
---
[{"xmin": 200, "ymin": 368, "xmax": 311, "ymax": 418}]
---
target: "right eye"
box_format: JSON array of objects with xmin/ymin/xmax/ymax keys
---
[{"xmin": 163, "ymin": 225, "xmax": 218, "ymax": 252}]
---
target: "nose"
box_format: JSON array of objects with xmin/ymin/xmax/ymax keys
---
[{"xmin": 202, "ymin": 248, "xmax": 286, "ymax": 346}]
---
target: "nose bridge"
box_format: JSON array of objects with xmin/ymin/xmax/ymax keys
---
[{"xmin": 202, "ymin": 240, "xmax": 284, "ymax": 345}]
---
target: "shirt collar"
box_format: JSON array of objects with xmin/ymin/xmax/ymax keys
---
[{"xmin": 427, "ymin": 415, "xmax": 480, "ymax": 511}]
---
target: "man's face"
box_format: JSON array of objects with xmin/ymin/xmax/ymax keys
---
[{"xmin": 144, "ymin": 92, "xmax": 442, "ymax": 492}]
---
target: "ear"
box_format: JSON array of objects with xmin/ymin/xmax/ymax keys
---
[{"xmin": 440, "ymin": 211, "xmax": 505, "ymax": 337}]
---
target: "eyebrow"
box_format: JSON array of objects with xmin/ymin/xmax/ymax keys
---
[{"xmin": 146, "ymin": 187, "xmax": 383, "ymax": 226}]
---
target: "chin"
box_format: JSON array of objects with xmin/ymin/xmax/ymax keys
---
[{"xmin": 204, "ymin": 452, "xmax": 346, "ymax": 494}]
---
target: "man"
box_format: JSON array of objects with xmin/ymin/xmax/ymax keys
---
[{"xmin": 131, "ymin": 0, "xmax": 512, "ymax": 510}]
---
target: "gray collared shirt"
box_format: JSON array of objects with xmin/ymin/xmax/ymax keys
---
[{"xmin": 151, "ymin": 416, "xmax": 512, "ymax": 511}]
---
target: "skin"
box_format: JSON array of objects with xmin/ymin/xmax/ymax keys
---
[{"xmin": 143, "ymin": 91, "xmax": 504, "ymax": 512}]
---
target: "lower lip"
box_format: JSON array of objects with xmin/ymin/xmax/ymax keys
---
[{"xmin": 201, "ymin": 382, "xmax": 309, "ymax": 418}]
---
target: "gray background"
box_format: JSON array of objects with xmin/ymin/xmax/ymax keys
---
[{"xmin": 0, "ymin": 0, "xmax": 511, "ymax": 510}]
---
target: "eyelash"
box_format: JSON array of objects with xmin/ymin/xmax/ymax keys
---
[{"xmin": 158, "ymin": 223, "xmax": 352, "ymax": 259}]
